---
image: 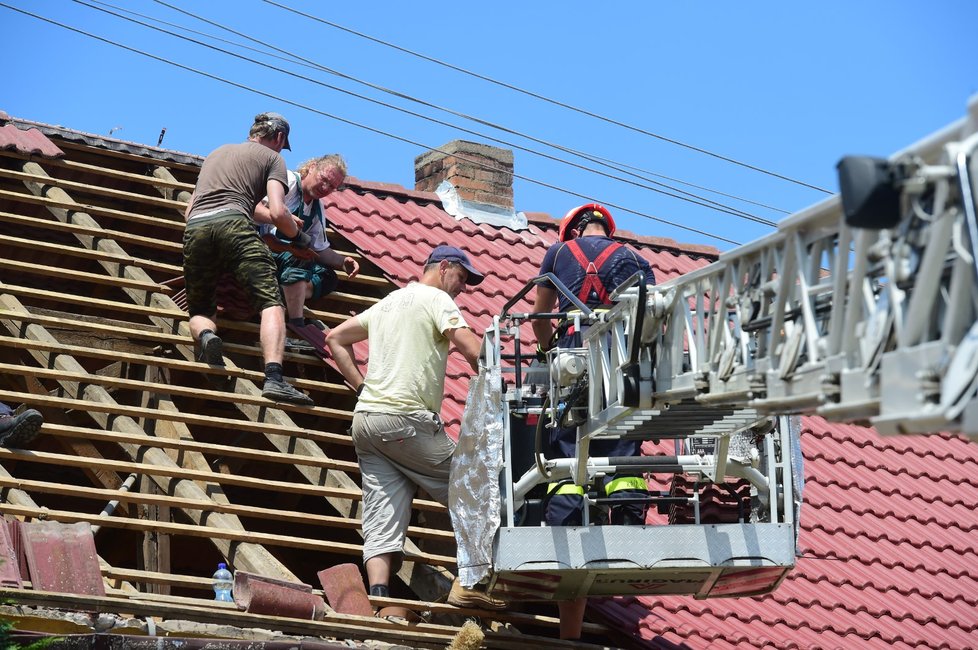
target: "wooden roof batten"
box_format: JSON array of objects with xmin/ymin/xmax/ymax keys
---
[{"xmin": 2, "ymin": 147, "xmax": 455, "ymax": 605}]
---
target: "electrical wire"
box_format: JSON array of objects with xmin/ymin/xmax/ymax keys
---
[
  {"xmin": 0, "ymin": 1, "xmax": 743, "ymax": 246},
  {"xmin": 145, "ymin": 0, "xmax": 789, "ymax": 219},
  {"xmin": 75, "ymin": 0, "xmax": 775, "ymax": 227},
  {"xmin": 262, "ymin": 0, "xmax": 832, "ymax": 195}
]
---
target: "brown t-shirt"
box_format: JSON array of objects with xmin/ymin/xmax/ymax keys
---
[{"xmin": 186, "ymin": 141, "xmax": 288, "ymax": 221}]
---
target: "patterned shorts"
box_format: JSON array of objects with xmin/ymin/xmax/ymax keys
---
[{"xmin": 183, "ymin": 211, "xmax": 283, "ymax": 316}]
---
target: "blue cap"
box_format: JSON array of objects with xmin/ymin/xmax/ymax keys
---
[{"xmin": 426, "ymin": 245, "xmax": 484, "ymax": 286}]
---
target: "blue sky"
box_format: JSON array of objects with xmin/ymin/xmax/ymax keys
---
[{"xmin": 2, "ymin": 0, "xmax": 975, "ymax": 250}]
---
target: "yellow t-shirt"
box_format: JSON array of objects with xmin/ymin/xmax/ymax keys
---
[{"xmin": 354, "ymin": 283, "xmax": 469, "ymax": 415}]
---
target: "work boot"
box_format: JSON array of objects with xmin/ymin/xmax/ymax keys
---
[
  {"xmin": 0, "ymin": 408, "xmax": 43, "ymax": 448},
  {"xmin": 262, "ymin": 379, "xmax": 314, "ymax": 406},
  {"xmin": 197, "ymin": 331, "xmax": 224, "ymax": 366},
  {"xmin": 446, "ymin": 579, "xmax": 507, "ymax": 611}
]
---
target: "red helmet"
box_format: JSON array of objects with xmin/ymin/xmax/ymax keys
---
[{"xmin": 558, "ymin": 203, "xmax": 616, "ymax": 241}]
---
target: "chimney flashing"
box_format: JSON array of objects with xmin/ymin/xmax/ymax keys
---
[{"xmin": 435, "ymin": 181, "xmax": 528, "ymax": 231}]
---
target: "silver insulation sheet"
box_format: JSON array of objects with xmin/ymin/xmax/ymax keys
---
[{"xmin": 449, "ymin": 365, "xmax": 504, "ymax": 587}]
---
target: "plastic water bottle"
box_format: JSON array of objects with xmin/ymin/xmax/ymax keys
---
[{"xmin": 212, "ymin": 562, "xmax": 233, "ymax": 602}]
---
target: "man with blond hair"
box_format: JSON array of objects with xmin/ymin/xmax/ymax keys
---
[{"xmin": 255, "ymin": 154, "xmax": 358, "ymax": 338}]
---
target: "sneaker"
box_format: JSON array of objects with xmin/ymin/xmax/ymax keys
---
[
  {"xmin": 262, "ymin": 379, "xmax": 314, "ymax": 406},
  {"xmin": 197, "ymin": 332, "xmax": 224, "ymax": 366},
  {"xmin": 446, "ymin": 579, "xmax": 507, "ymax": 611},
  {"xmin": 0, "ymin": 409, "xmax": 43, "ymax": 448}
]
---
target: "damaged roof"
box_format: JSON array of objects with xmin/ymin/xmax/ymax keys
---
[{"xmin": 0, "ymin": 112, "xmax": 976, "ymax": 650}]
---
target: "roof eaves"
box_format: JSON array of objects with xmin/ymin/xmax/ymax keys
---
[
  {"xmin": 0, "ymin": 111, "xmax": 203, "ymax": 167},
  {"xmin": 524, "ymin": 211, "xmax": 721, "ymax": 260}
]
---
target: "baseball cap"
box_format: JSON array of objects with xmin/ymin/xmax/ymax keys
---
[
  {"xmin": 426, "ymin": 245, "xmax": 485, "ymax": 286},
  {"xmin": 262, "ymin": 112, "xmax": 291, "ymax": 150}
]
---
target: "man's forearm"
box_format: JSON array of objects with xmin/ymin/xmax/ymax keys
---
[{"xmin": 327, "ymin": 342, "xmax": 363, "ymax": 389}]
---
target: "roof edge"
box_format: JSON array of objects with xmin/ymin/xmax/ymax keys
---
[
  {"xmin": 0, "ymin": 111, "xmax": 204, "ymax": 167},
  {"xmin": 343, "ymin": 176, "xmax": 442, "ymax": 204},
  {"xmin": 524, "ymin": 211, "xmax": 721, "ymax": 259}
]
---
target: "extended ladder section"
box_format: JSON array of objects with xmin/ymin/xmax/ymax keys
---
[{"xmin": 481, "ymin": 96, "xmax": 978, "ymax": 601}]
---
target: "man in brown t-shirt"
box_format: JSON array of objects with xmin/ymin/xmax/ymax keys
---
[{"xmin": 183, "ymin": 112, "xmax": 313, "ymax": 405}]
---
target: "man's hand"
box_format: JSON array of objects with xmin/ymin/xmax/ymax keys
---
[{"xmin": 342, "ymin": 257, "xmax": 360, "ymax": 278}]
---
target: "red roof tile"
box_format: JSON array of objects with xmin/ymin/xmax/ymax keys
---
[
  {"xmin": 0, "ymin": 123, "xmax": 64, "ymax": 158},
  {"xmin": 324, "ymin": 178, "xmax": 978, "ymax": 650}
]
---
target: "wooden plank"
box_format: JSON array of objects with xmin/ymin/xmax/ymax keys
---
[
  {"xmin": 0, "ymin": 302, "xmax": 340, "ymax": 370},
  {"xmin": 0, "ymin": 210, "xmax": 183, "ymax": 253},
  {"xmin": 1, "ymin": 283, "xmax": 187, "ymax": 319},
  {"xmin": 0, "ymin": 334, "xmax": 350, "ymax": 395},
  {"xmin": 0, "ymin": 589, "xmax": 612, "ymax": 649},
  {"xmin": 0, "ymin": 188, "xmax": 184, "ymax": 232},
  {"xmin": 0, "ymin": 475, "xmax": 452, "ymax": 542},
  {"xmin": 55, "ymin": 139, "xmax": 203, "ymax": 173},
  {"xmin": 0, "ymin": 167, "xmax": 187, "ymax": 213},
  {"xmin": 39, "ymin": 422, "xmax": 359, "ymax": 473},
  {"xmin": 2, "ymin": 234, "xmax": 182, "ymax": 275},
  {"xmin": 0, "ymin": 389, "xmax": 354, "ymax": 445},
  {"xmin": 0, "ymin": 149, "xmax": 195, "ymax": 192},
  {"xmin": 0, "ymin": 504, "xmax": 454, "ymax": 566},
  {"xmin": 0, "ymin": 294, "xmax": 300, "ymax": 581},
  {"xmin": 0, "ymin": 363, "xmax": 353, "ymax": 422},
  {"xmin": 0, "ymin": 447, "xmax": 365, "ymax": 505},
  {"xmin": 0, "ymin": 258, "xmax": 171, "ymax": 294}
]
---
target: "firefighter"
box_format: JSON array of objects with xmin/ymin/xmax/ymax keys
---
[{"xmin": 531, "ymin": 203, "xmax": 655, "ymax": 639}]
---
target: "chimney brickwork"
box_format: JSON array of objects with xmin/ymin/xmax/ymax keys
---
[{"xmin": 414, "ymin": 140, "xmax": 514, "ymax": 210}]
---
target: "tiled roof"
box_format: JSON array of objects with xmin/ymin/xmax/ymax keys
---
[
  {"xmin": 324, "ymin": 180, "xmax": 978, "ymax": 649},
  {"xmin": 326, "ymin": 180, "xmax": 716, "ymax": 436}
]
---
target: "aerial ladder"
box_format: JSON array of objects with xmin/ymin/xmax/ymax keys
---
[{"xmin": 451, "ymin": 95, "xmax": 978, "ymax": 602}]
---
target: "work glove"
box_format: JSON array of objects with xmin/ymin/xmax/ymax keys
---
[{"xmin": 535, "ymin": 344, "xmax": 549, "ymax": 364}]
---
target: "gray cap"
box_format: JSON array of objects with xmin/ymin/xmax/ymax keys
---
[{"xmin": 262, "ymin": 112, "xmax": 291, "ymax": 150}]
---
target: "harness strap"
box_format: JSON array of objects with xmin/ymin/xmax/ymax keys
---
[{"xmin": 565, "ymin": 240, "xmax": 623, "ymax": 305}]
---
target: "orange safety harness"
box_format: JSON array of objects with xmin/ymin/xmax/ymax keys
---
[{"xmin": 563, "ymin": 239, "xmax": 623, "ymax": 306}]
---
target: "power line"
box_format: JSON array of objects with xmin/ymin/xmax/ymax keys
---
[
  {"xmin": 0, "ymin": 1, "xmax": 742, "ymax": 247},
  {"xmin": 141, "ymin": 0, "xmax": 780, "ymax": 223},
  {"xmin": 263, "ymin": 0, "xmax": 833, "ymax": 195},
  {"xmin": 145, "ymin": 0, "xmax": 789, "ymax": 218},
  {"xmin": 77, "ymin": 0, "xmax": 775, "ymax": 227}
]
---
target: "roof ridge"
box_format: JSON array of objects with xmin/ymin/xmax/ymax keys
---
[{"xmin": 523, "ymin": 211, "xmax": 722, "ymax": 258}]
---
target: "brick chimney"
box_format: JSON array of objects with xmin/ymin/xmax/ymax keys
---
[{"xmin": 415, "ymin": 140, "xmax": 514, "ymax": 211}]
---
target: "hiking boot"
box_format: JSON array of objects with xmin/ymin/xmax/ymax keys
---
[
  {"xmin": 447, "ymin": 579, "xmax": 507, "ymax": 611},
  {"xmin": 197, "ymin": 332, "xmax": 224, "ymax": 366},
  {"xmin": 262, "ymin": 379, "xmax": 314, "ymax": 406},
  {"xmin": 0, "ymin": 409, "xmax": 43, "ymax": 448}
]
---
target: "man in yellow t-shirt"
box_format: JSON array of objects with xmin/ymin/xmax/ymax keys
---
[{"xmin": 325, "ymin": 245, "xmax": 504, "ymax": 610}]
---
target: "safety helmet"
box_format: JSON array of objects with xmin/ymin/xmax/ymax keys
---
[{"xmin": 558, "ymin": 203, "xmax": 616, "ymax": 241}]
